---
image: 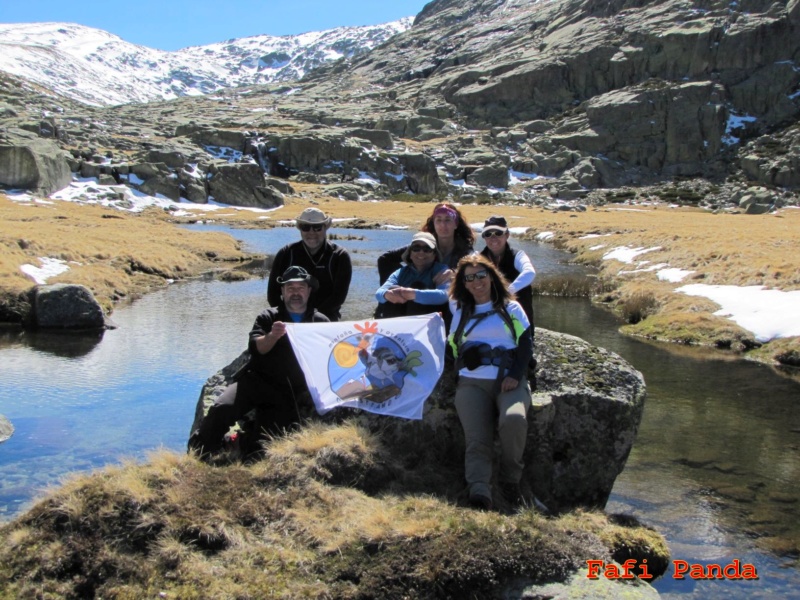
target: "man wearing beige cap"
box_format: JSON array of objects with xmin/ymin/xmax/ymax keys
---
[{"xmin": 268, "ymin": 207, "xmax": 352, "ymax": 321}]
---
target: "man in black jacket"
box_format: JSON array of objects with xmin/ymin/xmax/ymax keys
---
[
  {"xmin": 268, "ymin": 207, "xmax": 352, "ymax": 321},
  {"xmin": 189, "ymin": 266, "xmax": 330, "ymax": 459}
]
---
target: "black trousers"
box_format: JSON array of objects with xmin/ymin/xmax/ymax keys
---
[{"xmin": 188, "ymin": 370, "xmax": 303, "ymax": 457}]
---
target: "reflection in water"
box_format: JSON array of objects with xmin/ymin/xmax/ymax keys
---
[
  {"xmin": 537, "ymin": 296, "xmax": 800, "ymax": 598},
  {"xmin": 9, "ymin": 329, "xmax": 105, "ymax": 358},
  {"xmin": 0, "ymin": 226, "xmax": 798, "ymax": 598}
]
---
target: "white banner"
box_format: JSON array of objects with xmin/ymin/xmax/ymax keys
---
[{"xmin": 286, "ymin": 314, "xmax": 446, "ymax": 420}]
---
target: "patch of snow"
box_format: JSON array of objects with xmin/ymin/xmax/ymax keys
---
[
  {"xmin": 508, "ymin": 169, "xmax": 541, "ymax": 184},
  {"xmin": 603, "ymin": 246, "xmax": 661, "ymax": 264},
  {"xmin": 722, "ymin": 111, "xmax": 757, "ymax": 146},
  {"xmin": 448, "ymin": 179, "xmax": 471, "ymax": 187},
  {"xmin": 676, "ymin": 284, "xmax": 800, "ymax": 342},
  {"xmin": 10, "ymin": 176, "xmax": 281, "ymax": 216},
  {"xmin": 355, "ymin": 172, "xmax": 380, "ymax": 185},
  {"xmin": 20, "ymin": 257, "xmax": 71, "ymax": 284},
  {"xmin": 658, "ymin": 268, "xmax": 695, "ymax": 283},
  {"xmin": 618, "ymin": 263, "xmax": 669, "ymax": 276},
  {"xmin": 204, "ymin": 145, "xmax": 244, "ymax": 162},
  {"xmin": 536, "ymin": 231, "xmax": 555, "ymax": 241}
]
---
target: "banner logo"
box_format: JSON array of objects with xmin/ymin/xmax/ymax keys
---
[{"xmin": 286, "ymin": 314, "xmax": 446, "ymax": 420}]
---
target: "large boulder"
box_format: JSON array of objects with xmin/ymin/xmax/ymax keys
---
[
  {"xmin": 466, "ymin": 162, "xmax": 510, "ymax": 189},
  {"xmin": 207, "ymin": 162, "xmax": 284, "ymax": 208},
  {"xmin": 346, "ymin": 128, "xmax": 394, "ymax": 149},
  {"xmin": 525, "ymin": 330, "xmax": 645, "ymax": 511},
  {"xmin": 273, "ymin": 133, "xmax": 368, "ymax": 172},
  {"xmin": 0, "ymin": 138, "xmax": 72, "ymax": 195},
  {"xmin": 551, "ymin": 81, "xmax": 728, "ymax": 177},
  {"xmin": 130, "ymin": 162, "xmax": 181, "ymax": 201},
  {"xmin": 395, "ymin": 152, "xmax": 443, "ymax": 194},
  {"xmin": 191, "ymin": 328, "xmax": 645, "ymax": 513},
  {"xmin": 29, "ymin": 284, "xmax": 108, "ymax": 330}
]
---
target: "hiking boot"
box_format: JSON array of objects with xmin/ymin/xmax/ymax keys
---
[
  {"xmin": 500, "ymin": 482, "xmax": 523, "ymax": 508},
  {"xmin": 468, "ymin": 493, "xmax": 493, "ymax": 511}
]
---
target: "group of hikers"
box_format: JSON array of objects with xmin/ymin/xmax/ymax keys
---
[{"xmin": 188, "ymin": 202, "xmax": 537, "ymax": 510}]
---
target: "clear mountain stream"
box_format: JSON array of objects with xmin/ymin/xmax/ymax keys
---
[{"xmin": 1, "ymin": 224, "xmax": 798, "ymax": 598}]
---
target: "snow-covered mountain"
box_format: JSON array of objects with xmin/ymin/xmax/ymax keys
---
[{"xmin": 0, "ymin": 19, "xmax": 413, "ymax": 107}]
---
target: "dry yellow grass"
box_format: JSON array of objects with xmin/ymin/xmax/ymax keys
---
[
  {"xmin": 0, "ymin": 423, "xmax": 670, "ymax": 598},
  {"xmin": 0, "ymin": 194, "xmax": 253, "ymax": 315},
  {"xmin": 2, "ymin": 189, "xmax": 798, "ymax": 364}
]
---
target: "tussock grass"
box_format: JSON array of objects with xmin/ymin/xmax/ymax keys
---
[
  {"xmin": 0, "ymin": 422, "xmax": 668, "ymax": 599},
  {"xmin": 0, "ymin": 195, "xmax": 253, "ymax": 317},
  {"xmin": 532, "ymin": 273, "xmax": 597, "ymax": 297}
]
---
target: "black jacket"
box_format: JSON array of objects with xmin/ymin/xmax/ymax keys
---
[
  {"xmin": 247, "ymin": 305, "xmax": 330, "ymax": 389},
  {"xmin": 268, "ymin": 240, "xmax": 352, "ymax": 321}
]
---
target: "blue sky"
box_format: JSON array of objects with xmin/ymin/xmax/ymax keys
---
[{"xmin": 0, "ymin": 0, "xmax": 430, "ymax": 51}]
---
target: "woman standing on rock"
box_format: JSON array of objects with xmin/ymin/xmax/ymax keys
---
[{"xmin": 448, "ymin": 254, "xmax": 533, "ymax": 510}]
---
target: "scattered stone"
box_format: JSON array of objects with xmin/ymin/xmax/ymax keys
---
[{"xmin": 29, "ymin": 283, "xmax": 109, "ymax": 330}]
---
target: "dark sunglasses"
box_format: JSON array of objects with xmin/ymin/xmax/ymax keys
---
[
  {"xmin": 410, "ymin": 245, "xmax": 434, "ymax": 253},
  {"xmin": 299, "ymin": 224, "xmax": 325, "ymax": 232},
  {"xmin": 482, "ymin": 229, "xmax": 505, "ymax": 238},
  {"xmin": 463, "ymin": 270, "xmax": 489, "ymax": 282}
]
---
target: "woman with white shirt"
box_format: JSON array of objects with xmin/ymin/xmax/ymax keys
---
[
  {"xmin": 448, "ymin": 254, "xmax": 533, "ymax": 511},
  {"xmin": 479, "ymin": 215, "xmax": 535, "ymax": 327}
]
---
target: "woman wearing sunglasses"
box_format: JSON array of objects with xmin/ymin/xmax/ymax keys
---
[
  {"xmin": 479, "ymin": 215, "xmax": 536, "ymax": 326},
  {"xmin": 377, "ymin": 202, "xmax": 475, "ymax": 284},
  {"xmin": 448, "ymin": 254, "xmax": 534, "ymax": 511},
  {"xmin": 374, "ymin": 232, "xmax": 450, "ymax": 320}
]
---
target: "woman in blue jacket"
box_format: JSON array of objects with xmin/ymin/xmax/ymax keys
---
[{"xmin": 374, "ymin": 231, "xmax": 451, "ymax": 320}]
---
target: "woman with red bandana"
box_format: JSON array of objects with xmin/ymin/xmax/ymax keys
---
[
  {"xmin": 377, "ymin": 203, "xmax": 474, "ymax": 331},
  {"xmin": 377, "ymin": 202, "xmax": 475, "ymax": 283}
]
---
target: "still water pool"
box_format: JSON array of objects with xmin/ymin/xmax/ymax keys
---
[{"xmin": 1, "ymin": 225, "xmax": 798, "ymax": 598}]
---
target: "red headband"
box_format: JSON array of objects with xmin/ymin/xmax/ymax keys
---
[{"xmin": 433, "ymin": 206, "xmax": 458, "ymax": 222}]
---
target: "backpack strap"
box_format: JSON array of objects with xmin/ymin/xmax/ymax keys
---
[{"xmin": 450, "ymin": 307, "xmax": 495, "ymax": 360}]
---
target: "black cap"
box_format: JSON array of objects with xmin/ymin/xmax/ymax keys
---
[
  {"xmin": 277, "ymin": 266, "xmax": 319, "ymax": 291},
  {"xmin": 483, "ymin": 215, "xmax": 508, "ymax": 232}
]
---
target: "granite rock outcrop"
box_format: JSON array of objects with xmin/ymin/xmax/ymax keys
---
[{"xmin": 191, "ymin": 327, "xmax": 646, "ymax": 513}]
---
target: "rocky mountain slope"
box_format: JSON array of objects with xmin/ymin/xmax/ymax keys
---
[
  {"xmin": 0, "ymin": 0, "xmax": 798, "ymax": 211},
  {"xmin": 0, "ymin": 19, "xmax": 412, "ymax": 106}
]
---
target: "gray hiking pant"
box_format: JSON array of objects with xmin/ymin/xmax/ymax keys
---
[{"xmin": 454, "ymin": 375, "xmax": 530, "ymax": 500}]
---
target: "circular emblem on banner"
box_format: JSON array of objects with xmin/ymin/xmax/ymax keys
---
[{"xmin": 328, "ymin": 334, "xmax": 408, "ymax": 404}]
